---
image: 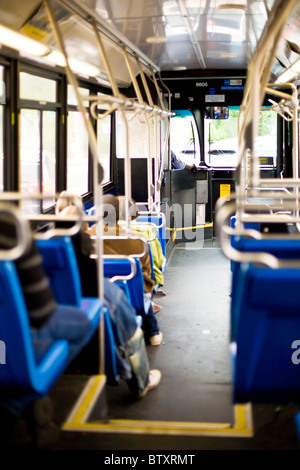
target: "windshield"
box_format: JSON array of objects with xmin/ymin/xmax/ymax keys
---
[{"xmin": 204, "ymin": 107, "xmax": 277, "ymax": 168}]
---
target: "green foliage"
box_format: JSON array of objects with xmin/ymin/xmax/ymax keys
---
[{"xmin": 208, "ymin": 110, "xmax": 239, "ymax": 142}]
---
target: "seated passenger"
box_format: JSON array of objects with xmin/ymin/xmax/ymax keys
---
[
  {"xmin": 55, "ymin": 193, "xmax": 162, "ymax": 392},
  {"xmin": 98, "ymin": 194, "xmax": 163, "ymax": 344},
  {"xmin": 56, "ymin": 192, "xmax": 163, "ymax": 345},
  {"xmin": 129, "ymin": 218, "xmax": 166, "ymax": 313}
]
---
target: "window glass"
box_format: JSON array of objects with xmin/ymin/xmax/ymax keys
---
[
  {"xmin": 42, "ymin": 110, "xmax": 56, "ymax": 210},
  {"xmin": 160, "ymin": 117, "xmax": 169, "ymax": 170},
  {"xmin": 67, "ymin": 110, "xmax": 89, "ymax": 194},
  {"xmin": 0, "ymin": 65, "xmax": 4, "ymax": 192},
  {"xmin": 116, "ymin": 110, "xmax": 155, "ymax": 159},
  {"xmin": 170, "ymin": 111, "xmax": 200, "ymax": 167},
  {"xmin": 20, "ymin": 72, "xmax": 56, "ymax": 102},
  {"xmin": 20, "ymin": 109, "xmax": 57, "ymax": 213},
  {"xmin": 204, "ymin": 107, "xmax": 239, "ymax": 167},
  {"xmin": 67, "ymin": 85, "xmax": 90, "ymax": 106},
  {"xmin": 97, "ymin": 114, "xmax": 111, "ymax": 184},
  {"xmin": 204, "ymin": 106, "xmax": 277, "ymax": 168},
  {"xmin": 20, "ymin": 109, "xmax": 40, "ymax": 213},
  {"xmin": 256, "ymin": 107, "xmax": 278, "ymax": 166}
]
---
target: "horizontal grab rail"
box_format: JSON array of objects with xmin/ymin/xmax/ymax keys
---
[
  {"xmin": 136, "ymin": 211, "xmax": 166, "ymax": 229},
  {"xmin": 216, "ymin": 195, "xmax": 300, "ymax": 268},
  {"xmin": 101, "ymin": 254, "xmax": 137, "ymax": 284}
]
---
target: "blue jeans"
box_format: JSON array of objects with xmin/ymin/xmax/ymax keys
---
[
  {"xmin": 103, "ymin": 279, "xmax": 149, "ymax": 397},
  {"xmin": 142, "ymin": 304, "xmax": 160, "ymax": 340},
  {"xmin": 31, "ymin": 304, "xmax": 92, "ymax": 364}
]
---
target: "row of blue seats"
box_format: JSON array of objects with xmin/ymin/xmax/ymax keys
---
[
  {"xmin": 0, "ymin": 230, "xmax": 161, "ymax": 400},
  {"xmin": 0, "ymin": 235, "xmax": 103, "ymax": 402},
  {"xmin": 86, "ymin": 206, "xmax": 167, "ymax": 296},
  {"xmin": 0, "ymin": 209, "xmax": 165, "ymax": 406},
  {"xmin": 230, "ymin": 216, "xmax": 300, "ymax": 404},
  {"xmin": 36, "ymin": 236, "xmax": 150, "ymax": 385}
]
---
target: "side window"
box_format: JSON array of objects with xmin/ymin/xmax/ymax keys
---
[
  {"xmin": 116, "ymin": 110, "xmax": 155, "ymax": 159},
  {"xmin": 170, "ymin": 111, "xmax": 200, "ymax": 168},
  {"xmin": 67, "ymin": 85, "xmax": 89, "ymax": 195},
  {"xmin": 20, "ymin": 72, "xmax": 57, "ymax": 213}
]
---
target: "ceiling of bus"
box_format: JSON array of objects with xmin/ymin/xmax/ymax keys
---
[{"xmin": 0, "ymin": 0, "xmax": 299, "ymax": 84}]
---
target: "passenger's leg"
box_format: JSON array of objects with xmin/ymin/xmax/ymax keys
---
[
  {"xmin": 31, "ymin": 303, "xmax": 93, "ymax": 364},
  {"xmin": 126, "ymin": 327, "xmax": 149, "ymax": 397},
  {"xmin": 142, "ymin": 304, "xmax": 163, "ymax": 345}
]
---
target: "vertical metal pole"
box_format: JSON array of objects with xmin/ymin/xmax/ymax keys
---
[
  {"xmin": 92, "ymin": 24, "xmax": 131, "ymax": 231},
  {"xmin": 44, "ymin": 0, "xmax": 104, "ymax": 375},
  {"xmin": 136, "ymin": 59, "xmax": 155, "ymax": 211}
]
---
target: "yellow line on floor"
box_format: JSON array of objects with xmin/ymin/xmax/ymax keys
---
[
  {"xmin": 64, "ymin": 374, "xmax": 106, "ymax": 425},
  {"xmin": 62, "ymin": 376, "xmax": 253, "ymax": 437}
]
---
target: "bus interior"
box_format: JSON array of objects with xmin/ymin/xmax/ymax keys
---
[{"xmin": 0, "ymin": 0, "xmax": 300, "ymax": 452}]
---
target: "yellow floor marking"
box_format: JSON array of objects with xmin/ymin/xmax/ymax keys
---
[
  {"xmin": 62, "ymin": 377, "xmax": 253, "ymax": 437},
  {"xmin": 166, "ymin": 223, "xmax": 213, "ymax": 242},
  {"xmin": 64, "ymin": 374, "xmax": 106, "ymax": 425}
]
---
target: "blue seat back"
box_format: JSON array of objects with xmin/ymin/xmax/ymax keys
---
[
  {"xmin": 37, "ymin": 236, "xmax": 102, "ymax": 340},
  {"xmin": 230, "ymin": 237, "xmax": 300, "ymax": 340},
  {"xmin": 103, "ymin": 257, "xmax": 150, "ymax": 316},
  {"xmin": 0, "ymin": 260, "xmax": 69, "ymax": 393},
  {"xmin": 232, "ymin": 261, "xmax": 300, "ymax": 403},
  {"xmin": 37, "ymin": 237, "xmax": 82, "ymax": 308},
  {"xmin": 230, "ymin": 215, "xmax": 260, "ymax": 272}
]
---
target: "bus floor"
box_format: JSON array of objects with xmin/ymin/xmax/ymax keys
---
[{"xmin": 7, "ymin": 238, "xmax": 300, "ymax": 450}]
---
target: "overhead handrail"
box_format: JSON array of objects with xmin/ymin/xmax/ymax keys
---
[
  {"xmin": 136, "ymin": 210, "xmax": 167, "ymax": 230},
  {"xmin": 57, "ymin": 0, "xmax": 160, "ymax": 74},
  {"xmin": 89, "ymin": 93, "xmax": 171, "ymax": 120}
]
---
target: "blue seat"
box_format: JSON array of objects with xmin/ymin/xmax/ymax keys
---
[
  {"xmin": 231, "ymin": 261, "xmax": 300, "ymax": 403},
  {"xmin": 230, "ymin": 237, "xmax": 300, "ymax": 341},
  {"xmin": 36, "ymin": 236, "xmax": 102, "ymax": 340},
  {"xmin": 230, "ymin": 215, "xmax": 260, "ymax": 272},
  {"xmin": 0, "ymin": 259, "xmax": 69, "ymax": 395},
  {"xmin": 103, "ymin": 257, "xmax": 151, "ymax": 316}
]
